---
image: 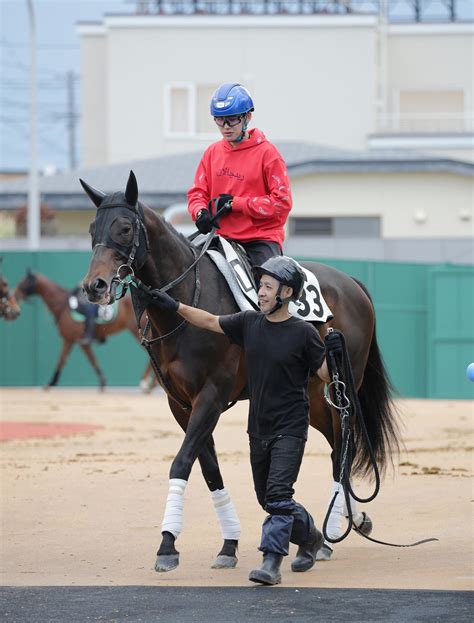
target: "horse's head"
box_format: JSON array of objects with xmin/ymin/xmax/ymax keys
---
[
  {"xmin": 14, "ymin": 270, "xmax": 38, "ymax": 303},
  {"xmin": 0, "ymin": 263, "xmax": 21, "ymax": 320},
  {"xmin": 81, "ymin": 170, "xmax": 149, "ymax": 304}
]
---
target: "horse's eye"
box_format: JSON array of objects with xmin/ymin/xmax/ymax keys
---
[{"xmin": 89, "ymin": 221, "xmax": 96, "ymax": 237}]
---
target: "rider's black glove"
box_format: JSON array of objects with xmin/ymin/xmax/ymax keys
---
[
  {"xmin": 150, "ymin": 289, "xmax": 179, "ymax": 313},
  {"xmin": 214, "ymin": 193, "xmax": 233, "ymax": 216},
  {"xmin": 195, "ymin": 208, "xmax": 212, "ymax": 234}
]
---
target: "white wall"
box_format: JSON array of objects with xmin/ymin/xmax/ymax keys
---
[
  {"xmin": 291, "ymin": 171, "xmax": 473, "ymax": 238},
  {"xmin": 80, "ymin": 15, "xmax": 377, "ymax": 165},
  {"xmin": 79, "ymin": 28, "xmax": 107, "ymax": 167},
  {"xmin": 79, "ymin": 17, "xmax": 474, "ymax": 167}
]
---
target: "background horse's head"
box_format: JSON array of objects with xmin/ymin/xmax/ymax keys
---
[
  {"xmin": 0, "ymin": 260, "xmax": 21, "ymax": 320},
  {"xmin": 14, "ymin": 270, "xmax": 38, "ymax": 303},
  {"xmin": 81, "ymin": 171, "xmax": 148, "ymax": 305}
]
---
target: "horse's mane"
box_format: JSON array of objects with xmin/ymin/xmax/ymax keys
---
[{"xmin": 139, "ymin": 200, "xmax": 194, "ymax": 252}]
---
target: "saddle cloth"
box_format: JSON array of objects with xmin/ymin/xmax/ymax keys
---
[{"xmin": 206, "ymin": 237, "xmax": 333, "ymax": 323}]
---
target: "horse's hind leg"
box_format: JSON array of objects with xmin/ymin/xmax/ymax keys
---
[{"xmin": 45, "ymin": 340, "xmax": 73, "ymax": 389}]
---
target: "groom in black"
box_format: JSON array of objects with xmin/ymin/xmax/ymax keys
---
[{"xmin": 150, "ymin": 255, "xmax": 329, "ymax": 585}]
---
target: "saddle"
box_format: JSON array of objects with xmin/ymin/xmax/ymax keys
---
[{"xmin": 194, "ymin": 234, "xmax": 333, "ymax": 323}]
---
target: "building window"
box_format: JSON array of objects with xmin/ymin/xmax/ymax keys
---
[
  {"xmin": 290, "ymin": 217, "xmax": 380, "ymax": 238},
  {"xmin": 169, "ymin": 86, "xmax": 191, "ymax": 133},
  {"xmin": 165, "ymin": 82, "xmax": 219, "ymax": 137},
  {"xmin": 291, "ymin": 218, "xmax": 333, "ymax": 236}
]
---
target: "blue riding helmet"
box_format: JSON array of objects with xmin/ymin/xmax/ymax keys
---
[{"xmin": 210, "ymin": 83, "xmax": 254, "ymax": 117}]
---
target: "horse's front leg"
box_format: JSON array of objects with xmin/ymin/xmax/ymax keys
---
[
  {"xmin": 155, "ymin": 389, "xmax": 228, "ymax": 573},
  {"xmin": 45, "ymin": 340, "xmax": 73, "ymax": 389},
  {"xmin": 199, "ymin": 436, "xmax": 239, "ymax": 569}
]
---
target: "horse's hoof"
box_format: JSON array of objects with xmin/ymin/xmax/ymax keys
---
[
  {"xmin": 211, "ymin": 555, "xmax": 238, "ymax": 569},
  {"xmin": 154, "ymin": 554, "xmax": 179, "ymax": 572},
  {"xmin": 315, "ymin": 543, "xmax": 333, "ymax": 561},
  {"xmin": 140, "ymin": 378, "xmax": 153, "ymax": 394},
  {"xmin": 353, "ymin": 512, "xmax": 373, "ymax": 536}
]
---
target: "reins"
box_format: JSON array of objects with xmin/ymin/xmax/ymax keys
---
[
  {"xmin": 323, "ymin": 328, "xmax": 438, "ymax": 549},
  {"xmin": 106, "ymin": 204, "xmax": 236, "ymax": 413}
]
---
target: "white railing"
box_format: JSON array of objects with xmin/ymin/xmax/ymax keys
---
[{"xmin": 377, "ymin": 112, "xmax": 474, "ymax": 134}]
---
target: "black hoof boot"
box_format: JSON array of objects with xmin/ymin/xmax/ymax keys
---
[
  {"xmin": 353, "ymin": 512, "xmax": 373, "ymax": 536},
  {"xmin": 291, "ymin": 526, "xmax": 324, "ymax": 572},
  {"xmin": 249, "ymin": 552, "xmax": 283, "ymax": 586}
]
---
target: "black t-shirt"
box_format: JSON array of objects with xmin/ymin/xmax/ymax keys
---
[{"xmin": 219, "ymin": 311, "xmax": 326, "ymax": 440}]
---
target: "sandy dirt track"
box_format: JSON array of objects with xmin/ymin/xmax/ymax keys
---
[{"xmin": 1, "ymin": 388, "xmax": 472, "ymax": 590}]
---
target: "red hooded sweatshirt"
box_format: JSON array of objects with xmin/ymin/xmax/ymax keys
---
[{"xmin": 187, "ymin": 128, "xmax": 292, "ymax": 246}]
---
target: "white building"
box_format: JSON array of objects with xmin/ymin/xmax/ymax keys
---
[{"xmin": 77, "ymin": 4, "xmax": 473, "ymax": 167}]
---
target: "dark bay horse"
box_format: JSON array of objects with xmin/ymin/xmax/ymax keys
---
[
  {"xmin": 81, "ymin": 171, "xmax": 400, "ymax": 571},
  {"xmin": 0, "ymin": 258, "xmax": 20, "ymax": 321},
  {"xmin": 14, "ymin": 270, "xmax": 151, "ymax": 390}
]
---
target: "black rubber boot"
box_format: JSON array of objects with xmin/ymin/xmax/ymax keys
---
[
  {"xmin": 291, "ymin": 525, "xmax": 324, "ymax": 572},
  {"xmin": 248, "ymin": 552, "xmax": 283, "ymax": 585}
]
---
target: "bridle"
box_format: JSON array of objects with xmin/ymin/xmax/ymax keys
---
[
  {"xmin": 97, "ymin": 200, "xmax": 225, "ymax": 304},
  {"xmin": 91, "ymin": 199, "xmax": 232, "ymax": 412}
]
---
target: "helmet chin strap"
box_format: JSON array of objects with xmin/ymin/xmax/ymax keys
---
[
  {"xmin": 261, "ymin": 283, "xmax": 292, "ymax": 316},
  {"xmin": 234, "ymin": 114, "xmax": 249, "ymax": 144}
]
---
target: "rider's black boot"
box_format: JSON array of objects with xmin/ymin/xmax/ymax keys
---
[
  {"xmin": 248, "ymin": 552, "xmax": 283, "ymax": 585},
  {"xmin": 291, "ymin": 525, "xmax": 323, "ymax": 572},
  {"xmin": 80, "ymin": 317, "xmax": 96, "ymax": 345}
]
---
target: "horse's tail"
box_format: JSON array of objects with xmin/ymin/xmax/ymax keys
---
[{"xmin": 351, "ymin": 278, "xmax": 401, "ymax": 478}]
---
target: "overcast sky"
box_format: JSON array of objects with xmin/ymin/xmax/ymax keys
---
[{"xmin": 0, "ymin": 0, "xmax": 131, "ymax": 173}]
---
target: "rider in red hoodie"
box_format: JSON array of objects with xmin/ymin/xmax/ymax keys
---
[{"xmin": 187, "ymin": 83, "xmax": 292, "ymax": 266}]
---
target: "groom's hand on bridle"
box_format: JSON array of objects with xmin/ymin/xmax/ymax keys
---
[{"xmin": 150, "ymin": 289, "xmax": 179, "ymax": 312}]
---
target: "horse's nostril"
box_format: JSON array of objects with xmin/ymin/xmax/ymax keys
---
[{"xmin": 93, "ymin": 278, "xmax": 108, "ymax": 294}]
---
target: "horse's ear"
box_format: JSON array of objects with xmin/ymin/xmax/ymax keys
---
[
  {"xmin": 79, "ymin": 178, "xmax": 106, "ymax": 208},
  {"xmin": 125, "ymin": 170, "xmax": 138, "ymax": 207}
]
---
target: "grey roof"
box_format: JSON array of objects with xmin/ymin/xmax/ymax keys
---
[{"xmin": 1, "ymin": 142, "xmax": 472, "ymax": 210}]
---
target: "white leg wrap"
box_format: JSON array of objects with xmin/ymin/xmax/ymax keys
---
[
  {"xmin": 161, "ymin": 478, "xmax": 187, "ymax": 538},
  {"xmin": 326, "ymin": 481, "xmax": 345, "ymax": 540},
  {"xmin": 211, "ymin": 488, "xmax": 241, "ymax": 541},
  {"xmin": 344, "ymin": 483, "xmax": 364, "ymax": 527}
]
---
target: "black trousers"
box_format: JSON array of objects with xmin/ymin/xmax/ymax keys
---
[
  {"xmin": 249, "ymin": 435, "xmax": 315, "ymax": 555},
  {"xmin": 231, "ymin": 240, "xmax": 282, "ymax": 267}
]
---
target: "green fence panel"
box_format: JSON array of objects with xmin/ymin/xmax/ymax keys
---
[
  {"xmin": 1, "ymin": 251, "xmax": 473, "ymax": 398},
  {"xmin": 370, "ymin": 262, "xmax": 428, "ymax": 398},
  {"xmin": 428, "ymin": 266, "xmax": 474, "ymax": 399}
]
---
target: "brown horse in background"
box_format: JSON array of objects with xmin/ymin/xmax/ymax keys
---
[
  {"xmin": 0, "ymin": 258, "xmax": 20, "ymax": 321},
  {"xmin": 14, "ymin": 270, "xmax": 151, "ymax": 390}
]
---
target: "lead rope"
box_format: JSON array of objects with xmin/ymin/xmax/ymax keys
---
[
  {"xmin": 322, "ymin": 328, "xmax": 438, "ymax": 548},
  {"xmin": 129, "ymin": 244, "xmax": 237, "ymax": 414}
]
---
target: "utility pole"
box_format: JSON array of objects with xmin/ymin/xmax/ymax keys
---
[
  {"xmin": 67, "ymin": 70, "xmax": 78, "ymax": 169},
  {"xmin": 26, "ymin": 0, "xmax": 40, "ymax": 249},
  {"xmin": 376, "ymin": 0, "xmax": 389, "ymax": 133}
]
